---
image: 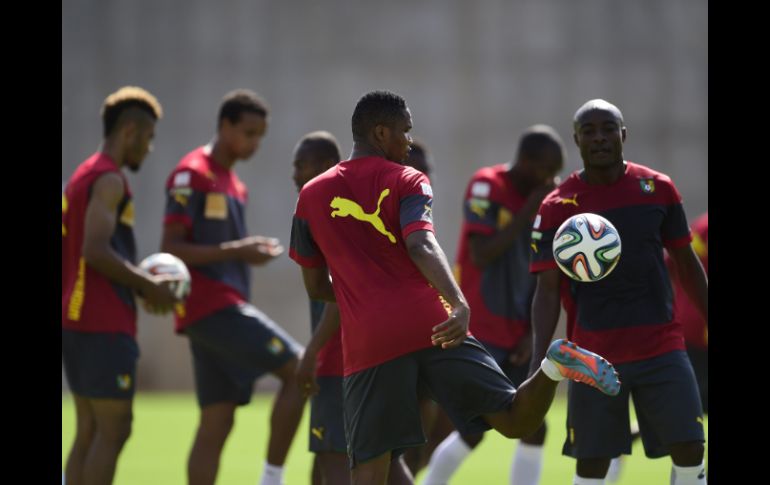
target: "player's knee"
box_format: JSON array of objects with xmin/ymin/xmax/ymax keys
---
[
  {"xmin": 100, "ymin": 413, "xmax": 133, "ymax": 445},
  {"xmin": 273, "ymin": 357, "xmax": 299, "ymax": 383},
  {"xmin": 496, "ymin": 421, "xmax": 528, "ymax": 439},
  {"xmin": 576, "ymin": 458, "xmax": 612, "ymax": 479},
  {"xmin": 199, "ymin": 414, "xmax": 234, "ymax": 440},
  {"xmin": 670, "ymin": 441, "xmax": 704, "ymax": 466},
  {"xmin": 520, "ymin": 421, "xmax": 547, "ymax": 445}
]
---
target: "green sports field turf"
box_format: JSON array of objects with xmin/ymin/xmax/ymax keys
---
[{"xmin": 62, "ymin": 392, "xmax": 707, "ymax": 484}]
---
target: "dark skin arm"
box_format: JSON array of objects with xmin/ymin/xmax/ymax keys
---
[
  {"xmin": 528, "ymin": 268, "xmax": 562, "ymax": 375},
  {"xmin": 83, "ymin": 173, "xmax": 179, "ymax": 314},
  {"xmin": 406, "ymin": 230, "xmax": 470, "ymax": 349},
  {"xmin": 161, "ymin": 224, "xmax": 283, "ymax": 266},
  {"xmin": 469, "ymin": 183, "xmax": 554, "ymax": 268},
  {"xmin": 668, "ymin": 243, "xmax": 708, "ymax": 323},
  {"xmin": 295, "ymin": 302, "xmax": 340, "ymax": 397},
  {"xmin": 300, "ymin": 265, "xmax": 336, "ymax": 302}
]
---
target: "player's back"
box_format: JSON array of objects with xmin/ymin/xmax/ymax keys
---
[{"xmin": 293, "ymin": 156, "xmax": 450, "ymax": 374}]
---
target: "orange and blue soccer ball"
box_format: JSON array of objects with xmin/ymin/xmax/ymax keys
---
[{"xmin": 552, "ymin": 213, "xmax": 621, "ymax": 282}]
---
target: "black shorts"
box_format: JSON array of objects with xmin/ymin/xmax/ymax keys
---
[
  {"xmin": 184, "ymin": 303, "xmax": 301, "ymax": 407},
  {"xmin": 62, "ymin": 329, "xmax": 139, "ymax": 399},
  {"xmin": 563, "ymin": 350, "xmax": 705, "ymax": 459},
  {"xmin": 343, "ymin": 337, "xmax": 515, "ymax": 466},
  {"xmin": 479, "ymin": 340, "xmax": 531, "ymax": 388},
  {"xmin": 309, "ymin": 375, "xmax": 347, "ymax": 454}
]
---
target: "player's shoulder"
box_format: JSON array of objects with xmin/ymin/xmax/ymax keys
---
[
  {"xmin": 541, "ymin": 171, "xmax": 582, "ymax": 207},
  {"xmin": 466, "ymin": 164, "xmax": 507, "ymax": 197},
  {"xmin": 298, "ymin": 164, "xmax": 339, "ymax": 201},
  {"xmin": 168, "ymin": 147, "xmax": 216, "ymax": 189},
  {"xmin": 626, "ymin": 161, "xmax": 675, "ymax": 185}
]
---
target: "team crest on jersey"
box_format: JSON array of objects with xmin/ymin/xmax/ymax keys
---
[
  {"xmin": 468, "ymin": 198, "xmax": 489, "ymax": 218},
  {"xmin": 117, "ymin": 374, "xmax": 132, "ymax": 391},
  {"xmin": 639, "ymin": 179, "xmax": 655, "ymax": 194},
  {"xmin": 267, "ymin": 337, "xmax": 285, "ymax": 355}
]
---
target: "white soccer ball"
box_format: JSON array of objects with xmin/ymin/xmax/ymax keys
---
[
  {"xmin": 138, "ymin": 252, "xmax": 191, "ymax": 299},
  {"xmin": 552, "ymin": 213, "xmax": 622, "ymax": 282}
]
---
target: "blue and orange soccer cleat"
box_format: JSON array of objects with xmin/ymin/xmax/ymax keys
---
[{"xmin": 546, "ymin": 339, "xmax": 621, "ymax": 396}]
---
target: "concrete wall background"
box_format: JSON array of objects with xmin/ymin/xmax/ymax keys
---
[{"xmin": 62, "ymin": 0, "xmax": 707, "ymax": 391}]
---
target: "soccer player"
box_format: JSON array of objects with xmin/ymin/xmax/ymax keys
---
[
  {"xmin": 290, "ymin": 131, "xmax": 347, "ymax": 485},
  {"xmin": 62, "ymin": 86, "xmax": 180, "ymax": 485},
  {"xmin": 294, "ymin": 133, "xmax": 435, "ymax": 485},
  {"xmin": 529, "ymin": 99, "xmax": 708, "ymax": 485},
  {"xmin": 423, "ymin": 125, "xmax": 564, "ymax": 485},
  {"xmin": 161, "ymin": 89, "xmax": 305, "ymax": 485},
  {"xmin": 290, "ymin": 90, "xmax": 620, "ymax": 485}
]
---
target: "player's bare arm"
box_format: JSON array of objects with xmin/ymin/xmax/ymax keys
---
[
  {"xmin": 162, "ymin": 222, "xmax": 283, "ymax": 266},
  {"xmin": 528, "ymin": 268, "xmax": 561, "ymax": 375},
  {"xmin": 83, "ymin": 172, "xmax": 179, "ymax": 313},
  {"xmin": 668, "ymin": 243, "xmax": 708, "ymax": 323},
  {"xmin": 405, "ymin": 230, "xmax": 470, "ymax": 349},
  {"xmin": 296, "ymin": 302, "xmax": 340, "ymax": 397},
  {"xmin": 300, "ymin": 265, "xmax": 336, "ymax": 302}
]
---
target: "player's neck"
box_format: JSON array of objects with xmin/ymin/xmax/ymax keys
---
[
  {"xmin": 581, "ymin": 160, "xmax": 626, "ymax": 185},
  {"xmin": 208, "ymin": 139, "xmax": 237, "ymax": 170},
  {"xmin": 349, "ymin": 141, "xmax": 387, "ymax": 161},
  {"xmin": 99, "ymin": 139, "xmax": 124, "ymax": 168},
  {"xmin": 507, "ymin": 165, "xmax": 535, "ymax": 195}
]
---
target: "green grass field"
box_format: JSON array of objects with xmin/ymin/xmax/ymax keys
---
[{"xmin": 62, "ymin": 392, "xmax": 707, "ymax": 484}]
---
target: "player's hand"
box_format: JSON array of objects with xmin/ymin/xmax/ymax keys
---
[
  {"xmin": 238, "ymin": 235, "xmax": 284, "ymax": 265},
  {"xmin": 431, "ymin": 305, "xmax": 470, "ymax": 349},
  {"xmin": 508, "ymin": 331, "xmax": 533, "ymax": 366},
  {"xmin": 296, "ymin": 350, "xmax": 319, "ymax": 398},
  {"xmin": 141, "ymin": 274, "xmax": 183, "ymax": 315}
]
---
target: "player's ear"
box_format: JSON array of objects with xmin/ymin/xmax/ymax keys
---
[
  {"xmin": 374, "ymin": 124, "xmax": 389, "ymax": 143},
  {"xmin": 573, "ymin": 133, "xmax": 580, "ymax": 147},
  {"xmin": 621, "ymin": 126, "xmax": 627, "ymax": 142}
]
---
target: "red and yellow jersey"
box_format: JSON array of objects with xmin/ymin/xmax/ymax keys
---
[
  {"xmin": 530, "ymin": 161, "xmax": 692, "ymax": 364},
  {"xmin": 290, "ymin": 157, "xmax": 453, "ymax": 376},
  {"xmin": 163, "ymin": 147, "xmax": 250, "ymax": 332},
  {"xmin": 62, "ymin": 153, "xmax": 137, "ymax": 335},
  {"xmin": 454, "ymin": 165, "xmax": 531, "ymax": 349}
]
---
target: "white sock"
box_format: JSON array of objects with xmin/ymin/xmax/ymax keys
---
[
  {"xmin": 605, "ymin": 457, "xmax": 622, "ymax": 483},
  {"xmin": 573, "ymin": 476, "xmax": 604, "ymax": 485},
  {"xmin": 421, "ymin": 431, "xmax": 471, "ymax": 485},
  {"xmin": 672, "ymin": 462, "xmax": 707, "ymax": 485},
  {"xmin": 540, "ymin": 357, "xmax": 564, "ymax": 381},
  {"xmin": 510, "ymin": 442, "xmax": 543, "ymax": 485},
  {"xmin": 258, "ymin": 462, "xmax": 284, "ymax": 485}
]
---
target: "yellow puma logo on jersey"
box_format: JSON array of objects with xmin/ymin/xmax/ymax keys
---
[
  {"xmin": 311, "ymin": 426, "xmax": 325, "ymax": 440},
  {"xmin": 560, "ymin": 194, "xmax": 579, "ymax": 206},
  {"xmin": 330, "ymin": 189, "xmax": 396, "ymax": 244}
]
